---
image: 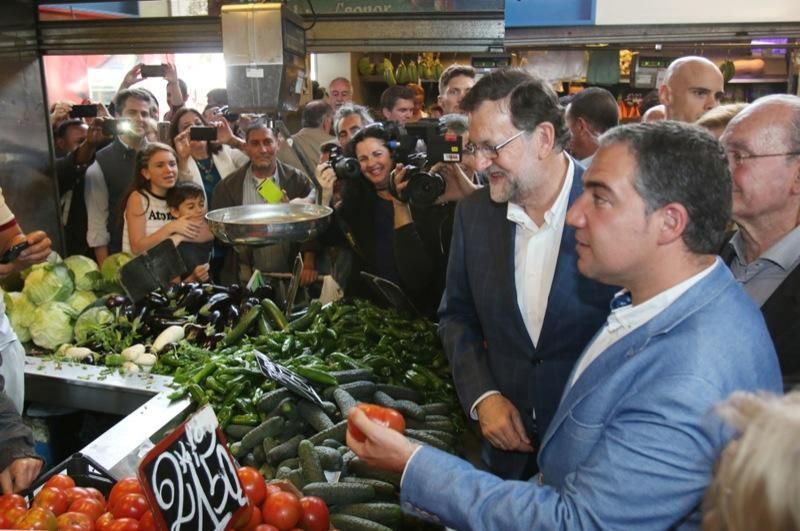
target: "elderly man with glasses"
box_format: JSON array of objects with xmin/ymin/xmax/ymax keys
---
[
  {"xmin": 438, "ymin": 68, "xmax": 617, "ymax": 480},
  {"xmin": 719, "ymin": 94, "xmax": 800, "ymax": 390}
]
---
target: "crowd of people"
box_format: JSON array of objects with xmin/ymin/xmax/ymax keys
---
[{"xmin": 7, "ymin": 54, "xmax": 796, "ymax": 528}]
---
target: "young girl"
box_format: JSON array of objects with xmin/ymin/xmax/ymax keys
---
[{"xmin": 121, "ymin": 142, "xmax": 210, "ymax": 281}]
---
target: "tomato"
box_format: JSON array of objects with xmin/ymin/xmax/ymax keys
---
[
  {"xmin": 237, "ymin": 467, "xmax": 267, "ymax": 507},
  {"xmin": 225, "ymin": 505, "xmax": 252, "ymax": 530},
  {"xmin": 14, "ymin": 506, "xmax": 57, "ymax": 530},
  {"xmin": 70, "ymin": 497, "xmax": 105, "ymax": 521},
  {"xmin": 243, "ymin": 505, "xmax": 262, "ymax": 530},
  {"xmin": 110, "ymin": 494, "xmax": 148, "ymax": 521},
  {"xmin": 94, "ymin": 512, "xmax": 114, "ymax": 531},
  {"xmin": 63, "ymin": 487, "xmax": 90, "ymax": 504},
  {"xmin": 55, "ymin": 511, "xmax": 94, "ymax": 530},
  {"xmin": 137, "ymin": 510, "xmax": 157, "ymax": 531},
  {"xmin": 34, "ymin": 487, "xmax": 70, "ymax": 516},
  {"xmin": 252, "ymin": 526, "xmax": 279, "ymax": 531},
  {"xmin": 44, "ymin": 475, "xmax": 76, "ymax": 491},
  {"xmin": 0, "ymin": 505, "xmax": 26, "ymax": 528},
  {"xmin": 264, "ymin": 485, "xmax": 282, "ymax": 500},
  {"xmin": 261, "ymin": 492, "xmax": 301, "ymax": 531},
  {"xmin": 347, "ymin": 403, "xmax": 406, "ymax": 443},
  {"xmin": 0, "ymin": 493, "xmax": 27, "ymax": 511},
  {"xmin": 298, "ymin": 497, "xmax": 329, "ymax": 531},
  {"xmin": 82, "ymin": 488, "xmax": 106, "ymax": 506},
  {"xmin": 105, "ymin": 517, "xmax": 139, "ymax": 531},
  {"xmin": 107, "ymin": 479, "xmax": 142, "ymax": 511}
]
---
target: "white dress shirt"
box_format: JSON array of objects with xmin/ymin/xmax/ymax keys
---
[
  {"xmin": 568, "ymin": 259, "xmax": 719, "ymax": 389},
  {"xmin": 470, "ymin": 157, "xmax": 574, "ymax": 420}
]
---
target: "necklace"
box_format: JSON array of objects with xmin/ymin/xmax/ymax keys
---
[{"xmin": 196, "ymin": 158, "xmax": 217, "ymax": 184}]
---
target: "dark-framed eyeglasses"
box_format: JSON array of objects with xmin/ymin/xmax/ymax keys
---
[
  {"xmin": 464, "ymin": 129, "xmax": 527, "ymax": 159},
  {"xmin": 725, "ymin": 149, "xmax": 800, "ymax": 168}
]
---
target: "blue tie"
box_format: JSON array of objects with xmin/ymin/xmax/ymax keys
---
[{"xmin": 610, "ymin": 292, "xmax": 632, "ymax": 309}]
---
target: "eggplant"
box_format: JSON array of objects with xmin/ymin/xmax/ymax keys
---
[
  {"xmin": 253, "ymin": 285, "xmax": 275, "ymax": 301},
  {"xmin": 208, "ymin": 310, "xmax": 224, "ymax": 332},
  {"xmin": 224, "ymin": 304, "xmax": 240, "ymax": 324},
  {"xmin": 145, "ymin": 291, "xmax": 168, "ymax": 308},
  {"xmin": 202, "ymin": 333, "xmax": 225, "ymax": 349},
  {"xmin": 181, "ymin": 287, "xmax": 205, "ymax": 313},
  {"xmin": 198, "ymin": 293, "xmax": 231, "ymax": 317},
  {"xmin": 105, "ymin": 294, "xmax": 129, "ymax": 309},
  {"xmin": 228, "ymin": 284, "xmax": 245, "ymax": 304}
]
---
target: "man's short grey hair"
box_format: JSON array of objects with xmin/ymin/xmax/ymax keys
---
[
  {"xmin": 301, "ymin": 100, "xmax": 333, "ymax": 129},
  {"xmin": 333, "ymin": 104, "xmax": 374, "ymax": 136},
  {"xmin": 439, "ymin": 113, "xmax": 469, "ymax": 135},
  {"xmin": 599, "ymin": 121, "xmax": 732, "ymax": 255}
]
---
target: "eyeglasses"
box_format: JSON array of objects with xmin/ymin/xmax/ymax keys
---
[
  {"xmin": 725, "ymin": 149, "xmax": 800, "ymax": 168},
  {"xmin": 464, "ymin": 129, "xmax": 527, "ymax": 159}
]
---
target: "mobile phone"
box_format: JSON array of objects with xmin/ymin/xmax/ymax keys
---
[
  {"xmin": 157, "ymin": 121, "xmax": 171, "ymax": 143},
  {"xmin": 140, "ymin": 64, "xmax": 166, "ymax": 78},
  {"xmin": 190, "ymin": 126, "xmax": 217, "ymax": 141},
  {"xmin": 69, "ymin": 104, "xmax": 98, "ymax": 118},
  {"xmin": 0, "ymin": 241, "xmax": 29, "ymax": 265},
  {"xmin": 256, "ymin": 179, "xmax": 284, "ymax": 204},
  {"xmin": 101, "ymin": 118, "xmax": 133, "ymax": 136}
]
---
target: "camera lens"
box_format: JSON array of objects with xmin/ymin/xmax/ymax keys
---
[{"xmin": 406, "ymin": 171, "xmax": 446, "ymax": 207}]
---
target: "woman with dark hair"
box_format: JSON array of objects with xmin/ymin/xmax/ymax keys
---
[
  {"xmin": 333, "ymin": 123, "xmax": 450, "ymax": 317},
  {"xmin": 169, "ymin": 107, "xmax": 248, "ymax": 205}
]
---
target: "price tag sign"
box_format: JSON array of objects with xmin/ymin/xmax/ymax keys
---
[
  {"xmin": 254, "ymin": 349, "xmax": 325, "ymax": 407},
  {"xmin": 137, "ymin": 406, "xmax": 248, "ymax": 531}
]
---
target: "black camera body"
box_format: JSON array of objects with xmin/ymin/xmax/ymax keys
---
[
  {"xmin": 386, "ymin": 120, "xmax": 462, "ymax": 207},
  {"xmin": 328, "ymin": 145, "xmax": 361, "ymax": 181}
]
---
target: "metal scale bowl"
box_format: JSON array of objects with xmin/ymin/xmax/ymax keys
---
[{"xmin": 205, "ymin": 203, "xmax": 333, "ymax": 246}]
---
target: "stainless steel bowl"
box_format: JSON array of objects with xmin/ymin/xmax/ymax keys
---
[{"xmin": 206, "ymin": 204, "xmax": 333, "ymax": 246}]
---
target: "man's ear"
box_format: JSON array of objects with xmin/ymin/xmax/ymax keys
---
[
  {"xmin": 658, "ymin": 83, "xmax": 671, "ymax": 106},
  {"xmin": 381, "ymin": 108, "xmax": 391, "ymax": 121},
  {"xmin": 657, "ymin": 202, "xmax": 689, "ymax": 245}
]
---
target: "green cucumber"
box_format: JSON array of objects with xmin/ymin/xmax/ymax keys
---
[
  {"xmin": 240, "ymin": 416, "xmax": 285, "ymax": 453},
  {"xmin": 302, "ymin": 482, "xmax": 375, "ymax": 506},
  {"xmin": 346, "ymin": 458, "xmax": 402, "ymax": 488},
  {"xmin": 297, "ymin": 400, "xmax": 334, "ymax": 431},
  {"xmin": 266, "ymin": 434, "xmax": 304, "ymax": 464},
  {"xmin": 307, "ymin": 419, "xmax": 348, "ymax": 445},
  {"xmin": 340, "ymin": 477, "xmax": 397, "ymax": 500},
  {"xmin": 375, "ymin": 383, "xmax": 422, "ymax": 402},
  {"xmin": 329, "ymin": 514, "xmax": 392, "ymax": 531},
  {"xmin": 298, "ymin": 440, "xmax": 326, "ymax": 484},
  {"xmin": 313, "ymin": 445, "xmax": 343, "ymax": 471},
  {"xmin": 420, "ymin": 402, "xmax": 452, "ymax": 415},
  {"xmin": 329, "ymin": 368, "xmax": 375, "ymax": 383},
  {"xmin": 332, "ymin": 388, "xmax": 358, "ymax": 417},
  {"xmin": 335, "ymin": 503, "xmax": 402, "ymax": 528},
  {"xmin": 256, "ymin": 388, "xmax": 292, "ymax": 412},
  {"xmin": 224, "ymin": 424, "xmax": 254, "ymax": 440},
  {"xmin": 276, "ymin": 466, "xmax": 305, "ymax": 490},
  {"xmin": 394, "ymin": 399, "xmax": 426, "ymax": 420},
  {"xmin": 262, "ymin": 299, "xmax": 289, "ymax": 330}
]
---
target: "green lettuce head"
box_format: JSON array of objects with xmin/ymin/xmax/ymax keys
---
[
  {"xmin": 30, "ymin": 301, "xmax": 77, "ymax": 350},
  {"xmin": 100, "ymin": 253, "xmax": 133, "ymax": 284},
  {"xmin": 73, "ymin": 306, "xmax": 115, "ymax": 344},
  {"xmin": 64, "ymin": 255, "xmax": 101, "ymax": 291},
  {"xmin": 3, "ymin": 291, "xmax": 35, "ymax": 343},
  {"xmin": 22, "ymin": 263, "xmax": 74, "ymax": 305},
  {"xmin": 66, "ymin": 290, "xmax": 96, "ymax": 314}
]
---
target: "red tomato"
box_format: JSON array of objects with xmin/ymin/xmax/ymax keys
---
[
  {"xmin": 137, "ymin": 510, "xmax": 157, "ymax": 531},
  {"xmin": 298, "ymin": 497, "xmax": 329, "ymax": 531},
  {"xmin": 0, "ymin": 493, "xmax": 27, "ymax": 511},
  {"xmin": 0, "ymin": 505, "xmax": 26, "ymax": 528},
  {"xmin": 63, "ymin": 487, "xmax": 90, "ymax": 504},
  {"xmin": 107, "ymin": 479, "xmax": 142, "ymax": 511},
  {"xmin": 264, "ymin": 485, "xmax": 282, "ymax": 500},
  {"xmin": 237, "ymin": 467, "xmax": 267, "ymax": 507},
  {"xmin": 14, "ymin": 506, "xmax": 57, "ymax": 530},
  {"xmin": 261, "ymin": 492, "xmax": 301, "ymax": 531},
  {"xmin": 94, "ymin": 512, "xmax": 114, "ymax": 531},
  {"xmin": 347, "ymin": 403, "xmax": 406, "ymax": 443},
  {"xmin": 82, "ymin": 488, "xmax": 106, "ymax": 506},
  {"xmin": 105, "ymin": 518, "xmax": 140, "ymax": 531},
  {"xmin": 110, "ymin": 494, "xmax": 148, "ymax": 521},
  {"xmin": 252, "ymin": 526, "xmax": 279, "ymax": 531},
  {"xmin": 44, "ymin": 475, "xmax": 76, "ymax": 491},
  {"xmin": 55, "ymin": 511, "xmax": 94, "ymax": 530},
  {"xmin": 34, "ymin": 487, "xmax": 70, "ymax": 516},
  {"xmin": 243, "ymin": 505, "xmax": 262, "ymax": 530},
  {"xmin": 70, "ymin": 497, "xmax": 105, "ymax": 521}
]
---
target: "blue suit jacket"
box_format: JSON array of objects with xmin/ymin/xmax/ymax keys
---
[
  {"xmin": 438, "ymin": 162, "xmax": 616, "ymax": 478},
  {"xmin": 405, "ymin": 262, "xmax": 782, "ymax": 530}
]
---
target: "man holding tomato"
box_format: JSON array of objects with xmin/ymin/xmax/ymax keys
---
[{"xmin": 349, "ymin": 121, "xmax": 782, "ymax": 529}]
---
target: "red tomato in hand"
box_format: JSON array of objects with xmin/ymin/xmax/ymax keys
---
[
  {"xmin": 107, "ymin": 479, "xmax": 142, "ymax": 510},
  {"xmin": 106, "ymin": 517, "xmax": 140, "ymax": 531},
  {"xmin": 44, "ymin": 475, "xmax": 76, "ymax": 491},
  {"xmin": 138, "ymin": 510, "xmax": 157, "ymax": 531},
  {"xmin": 14, "ymin": 506, "xmax": 57, "ymax": 530},
  {"xmin": 94, "ymin": 512, "xmax": 114, "ymax": 531},
  {"xmin": 33, "ymin": 486, "xmax": 69, "ymax": 516},
  {"xmin": 237, "ymin": 467, "xmax": 267, "ymax": 507},
  {"xmin": 261, "ymin": 492, "xmax": 301, "ymax": 531},
  {"xmin": 347, "ymin": 403, "xmax": 406, "ymax": 442},
  {"xmin": 69, "ymin": 497, "xmax": 105, "ymax": 521},
  {"xmin": 298, "ymin": 496, "xmax": 329, "ymax": 531},
  {"xmin": 55, "ymin": 511, "xmax": 94, "ymax": 530},
  {"xmin": 110, "ymin": 493, "xmax": 148, "ymax": 520}
]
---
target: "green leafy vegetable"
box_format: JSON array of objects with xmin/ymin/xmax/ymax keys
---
[
  {"xmin": 3, "ymin": 291, "xmax": 35, "ymax": 343},
  {"xmin": 66, "ymin": 290, "xmax": 96, "ymax": 314},
  {"xmin": 64, "ymin": 255, "xmax": 101, "ymax": 291},
  {"xmin": 100, "ymin": 252, "xmax": 132, "ymax": 284},
  {"xmin": 22, "ymin": 263, "xmax": 74, "ymax": 305},
  {"xmin": 30, "ymin": 301, "xmax": 77, "ymax": 349},
  {"xmin": 73, "ymin": 306, "xmax": 115, "ymax": 344}
]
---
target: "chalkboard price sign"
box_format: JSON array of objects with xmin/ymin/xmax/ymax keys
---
[{"xmin": 137, "ymin": 406, "xmax": 248, "ymax": 531}]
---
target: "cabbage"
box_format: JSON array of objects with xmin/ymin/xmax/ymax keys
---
[
  {"xmin": 20, "ymin": 252, "xmax": 63, "ymax": 281},
  {"xmin": 73, "ymin": 306, "xmax": 114, "ymax": 344},
  {"xmin": 66, "ymin": 290, "xmax": 96, "ymax": 314},
  {"xmin": 29, "ymin": 301, "xmax": 77, "ymax": 350},
  {"xmin": 3, "ymin": 291, "xmax": 35, "ymax": 343},
  {"xmin": 64, "ymin": 255, "xmax": 100, "ymax": 291},
  {"xmin": 101, "ymin": 252, "xmax": 133, "ymax": 284},
  {"xmin": 22, "ymin": 263, "xmax": 74, "ymax": 305}
]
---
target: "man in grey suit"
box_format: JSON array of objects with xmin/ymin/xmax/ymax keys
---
[{"xmin": 438, "ymin": 69, "xmax": 616, "ymax": 479}]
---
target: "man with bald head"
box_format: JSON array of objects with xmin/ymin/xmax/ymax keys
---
[
  {"xmin": 642, "ymin": 104, "xmax": 666, "ymax": 122},
  {"xmin": 658, "ymin": 56, "xmax": 724, "ymax": 122},
  {"xmin": 327, "ymin": 77, "xmax": 353, "ymax": 111},
  {"xmin": 719, "ymin": 94, "xmax": 800, "ymax": 389}
]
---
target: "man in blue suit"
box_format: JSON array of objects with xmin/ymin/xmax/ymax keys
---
[
  {"xmin": 348, "ymin": 121, "xmax": 782, "ymax": 530},
  {"xmin": 438, "ymin": 69, "xmax": 616, "ymax": 479}
]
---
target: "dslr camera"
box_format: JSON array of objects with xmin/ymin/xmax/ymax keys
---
[
  {"xmin": 327, "ymin": 145, "xmax": 361, "ymax": 181},
  {"xmin": 385, "ymin": 120, "xmax": 462, "ymax": 207}
]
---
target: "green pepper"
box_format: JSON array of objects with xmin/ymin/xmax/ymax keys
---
[
  {"xmin": 217, "ymin": 405, "xmax": 233, "ymax": 428},
  {"xmin": 288, "ymin": 301, "xmax": 322, "ymax": 331},
  {"xmin": 223, "ymin": 306, "xmax": 262, "ymax": 347},
  {"xmin": 190, "ymin": 363, "xmax": 219, "ymax": 385},
  {"xmin": 188, "ymin": 384, "xmax": 208, "ymax": 404},
  {"xmin": 105, "ymin": 354, "xmax": 124, "ymax": 367},
  {"xmin": 205, "ymin": 376, "xmax": 225, "ymax": 394},
  {"xmin": 229, "ymin": 413, "xmax": 259, "ymax": 426},
  {"xmin": 294, "ymin": 366, "xmax": 338, "ymax": 386}
]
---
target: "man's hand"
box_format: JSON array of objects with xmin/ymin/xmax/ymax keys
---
[
  {"xmin": 188, "ymin": 263, "xmax": 210, "ymax": 283},
  {"xmin": 346, "ymin": 408, "xmax": 420, "ymax": 474},
  {"xmin": 120, "ymin": 63, "xmax": 144, "ymax": 89},
  {"xmin": 50, "ymin": 101, "xmax": 72, "ymax": 127},
  {"xmin": 0, "ymin": 458, "xmax": 42, "ymax": 494},
  {"xmin": 163, "ymin": 62, "xmax": 179, "ymax": 84},
  {"xmin": 299, "ymin": 266, "xmax": 319, "ymax": 286},
  {"xmin": 17, "ymin": 231, "xmax": 52, "ymax": 268},
  {"xmin": 476, "ymin": 394, "xmax": 535, "ymax": 453}
]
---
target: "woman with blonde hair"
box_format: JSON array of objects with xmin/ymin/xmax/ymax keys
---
[{"xmin": 703, "ymin": 391, "xmax": 800, "ymax": 531}]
